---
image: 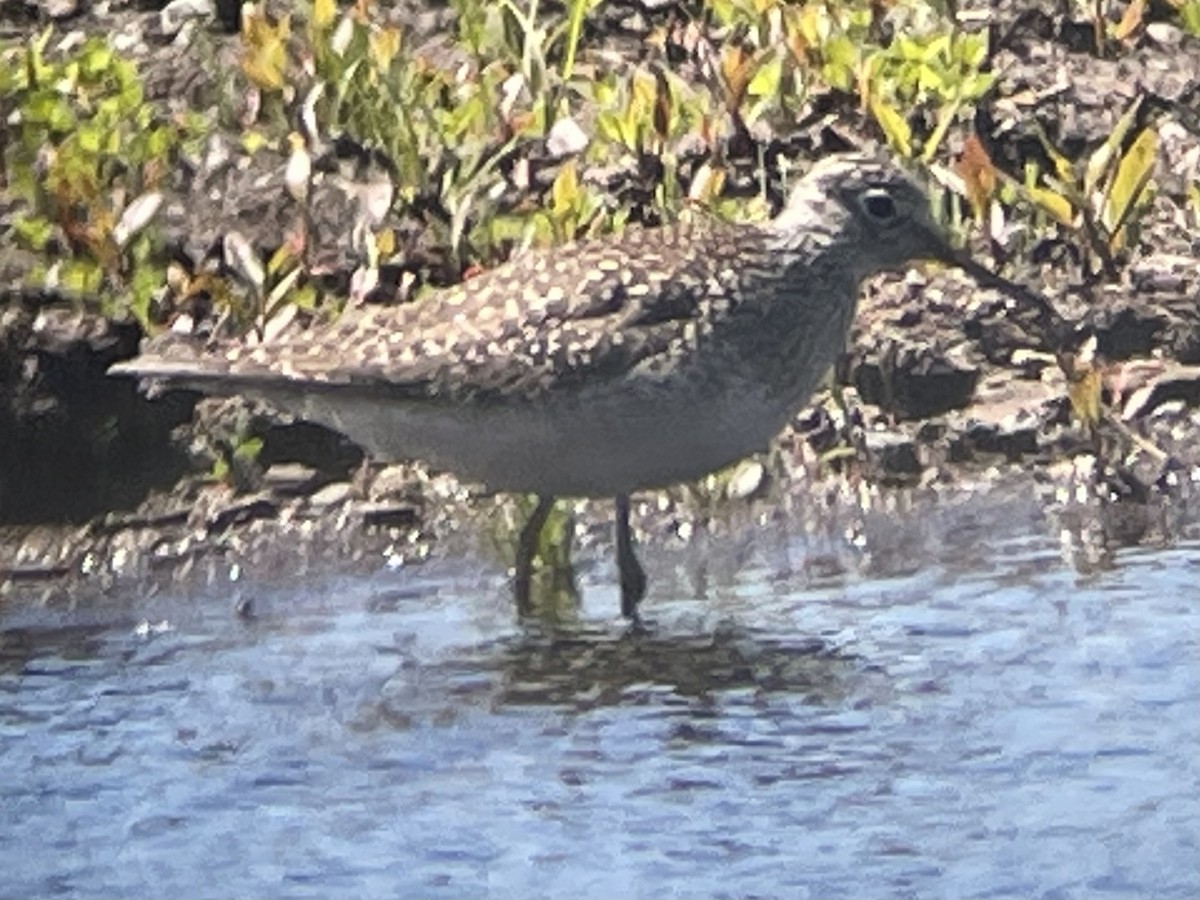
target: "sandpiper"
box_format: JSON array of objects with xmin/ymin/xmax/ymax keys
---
[{"xmin": 111, "ymin": 154, "xmax": 1027, "ymax": 620}]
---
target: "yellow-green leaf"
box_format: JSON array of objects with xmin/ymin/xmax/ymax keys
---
[
  {"xmin": 369, "ymin": 26, "xmax": 402, "ymax": 72},
  {"xmin": 870, "ymin": 96, "xmax": 912, "ymax": 159},
  {"xmin": 1085, "ymin": 96, "xmax": 1142, "ymax": 194},
  {"xmin": 747, "ymin": 52, "xmax": 782, "ymax": 99},
  {"xmin": 1103, "ymin": 125, "xmax": 1157, "ymax": 238},
  {"xmin": 1034, "ymin": 124, "xmax": 1076, "ymax": 185},
  {"xmin": 61, "ymin": 259, "xmax": 105, "ymax": 296},
  {"xmin": 1065, "ymin": 351, "xmax": 1103, "ymax": 428},
  {"xmin": 14, "ymin": 215, "xmax": 54, "ymax": 251},
  {"xmin": 240, "ymin": 10, "xmax": 290, "ymax": 92},
  {"xmin": 375, "ymin": 227, "xmax": 396, "ymax": 258},
  {"xmin": 1179, "ymin": 0, "xmax": 1200, "ymax": 35},
  {"xmin": 312, "ymin": 0, "xmax": 337, "ymax": 30},
  {"xmin": 551, "ymin": 159, "xmax": 580, "ymax": 216},
  {"xmin": 1028, "ymin": 184, "xmax": 1076, "ymax": 227},
  {"xmin": 821, "ymin": 35, "xmax": 859, "ymax": 92},
  {"xmin": 241, "ymin": 129, "xmax": 269, "ymax": 155},
  {"xmin": 266, "ymin": 242, "xmax": 297, "ymax": 278},
  {"xmin": 795, "ymin": 2, "xmax": 828, "ymax": 47},
  {"xmin": 232, "ymin": 437, "xmax": 265, "ymax": 465},
  {"xmin": 289, "ymin": 283, "xmax": 319, "ymax": 311}
]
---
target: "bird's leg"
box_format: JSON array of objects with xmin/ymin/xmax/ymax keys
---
[
  {"xmin": 615, "ymin": 494, "xmax": 647, "ymax": 621},
  {"xmin": 514, "ymin": 494, "xmax": 555, "ymax": 618}
]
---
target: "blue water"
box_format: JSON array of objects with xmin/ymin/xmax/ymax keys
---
[{"xmin": 1, "ymin": 498, "xmax": 1197, "ymax": 899}]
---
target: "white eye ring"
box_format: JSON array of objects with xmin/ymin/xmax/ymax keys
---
[{"xmin": 860, "ymin": 189, "xmax": 898, "ymax": 221}]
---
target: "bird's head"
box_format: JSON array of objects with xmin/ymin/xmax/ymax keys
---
[
  {"xmin": 765, "ymin": 152, "xmax": 1066, "ymax": 345},
  {"xmin": 768, "ymin": 154, "xmax": 957, "ymax": 277}
]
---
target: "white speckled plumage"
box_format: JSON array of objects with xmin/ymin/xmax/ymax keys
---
[{"xmin": 112, "ymin": 153, "xmax": 956, "ymax": 618}]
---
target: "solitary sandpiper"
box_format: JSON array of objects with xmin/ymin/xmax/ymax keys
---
[{"xmin": 112, "ymin": 154, "xmax": 1024, "ymax": 620}]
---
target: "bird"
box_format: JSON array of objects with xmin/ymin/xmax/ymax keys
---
[{"xmin": 110, "ymin": 153, "xmax": 1014, "ymax": 622}]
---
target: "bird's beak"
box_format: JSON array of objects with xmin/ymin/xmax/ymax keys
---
[{"xmin": 920, "ymin": 225, "xmax": 1067, "ymax": 349}]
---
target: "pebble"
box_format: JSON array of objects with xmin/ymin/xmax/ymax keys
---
[
  {"xmin": 547, "ymin": 117, "xmax": 590, "ymax": 157},
  {"xmin": 308, "ymin": 481, "xmax": 354, "ymax": 509},
  {"xmin": 725, "ymin": 460, "xmax": 767, "ymax": 501}
]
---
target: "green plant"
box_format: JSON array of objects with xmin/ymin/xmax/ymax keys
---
[
  {"xmin": 864, "ymin": 26, "xmax": 994, "ymax": 161},
  {"xmin": 1173, "ymin": 0, "xmax": 1200, "ymax": 34},
  {"xmin": 489, "ymin": 495, "xmax": 580, "ymax": 622},
  {"xmin": 1023, "ymin": 98, "xmax": 1158, "ymax": 278},
  {"xmin": 1, "ymin": 31, "xmax": 208, "ymax": 324},
  {"xmin": 238, "ymin": 0, "xmax": 567, "ymax": 272},
  {"xmin": 560, "ymin": 0, "xmax": 602, "ymax": 82},
  {"xmin": 210, "ymin": 434, "xmax": 266, "ymax": 491},
  {"xmin": 702, "ymin": 0, "xmax": 993, "ymax": 162},
  {"xmin": 780, "ymin": 0, "xmax": 876, "ymax": 94},
  {"xmin": 704, "ymin": 0, "xmax": 875, "ymax": 133}
]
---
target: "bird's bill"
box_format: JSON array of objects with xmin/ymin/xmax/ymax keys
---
[{"xmin": 920, "ymin": 227, "xmax": 1067, "ymax": 349}]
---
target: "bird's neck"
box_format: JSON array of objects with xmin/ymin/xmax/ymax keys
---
[{"xmin": 725, "ymin": 224, "xmax": 866, "ymax": 407}]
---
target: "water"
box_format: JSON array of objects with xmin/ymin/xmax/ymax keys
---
[{"xmin": 2, "ymin": 494, "xmax": 1198, "ymax": 899}]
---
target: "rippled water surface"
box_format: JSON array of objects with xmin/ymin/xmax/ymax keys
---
[{"xmin": 2, "ymin": 496, "xmax": 1198, "ymax": 899}]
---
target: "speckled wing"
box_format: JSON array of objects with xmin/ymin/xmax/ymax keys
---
[{"xmin": 115, "ymin": 219, "xmax": 763, "ymax": 405}]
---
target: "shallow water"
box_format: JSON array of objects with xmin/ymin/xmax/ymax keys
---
[{"xmin": 2, "ymin": 495, "xmax": 1198, "ymax": 899}]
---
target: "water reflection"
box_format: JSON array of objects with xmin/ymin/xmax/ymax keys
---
[
  {"xmin": 1, "ymin": 485, "xmax": 1197, "ymax": 900},
  {"xmin": 381, "ymin": 622, "xmax": 859, "ymax": 714},
  {"xmin": 0, "ymin": 622, "xmax": 112, "ymax": 676}
]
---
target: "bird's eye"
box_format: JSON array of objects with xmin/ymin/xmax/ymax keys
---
[{"xmin": 862, "ymin": 190, "xmax": 897, "ymax": 221}]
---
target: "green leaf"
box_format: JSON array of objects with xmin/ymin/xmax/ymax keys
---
[
  {"xmin": 79, "ymin": 41, "xmax": 114, "ymax": 80},
  {"xmin": 1103, "ymin": 126, "xmax": 1157, "ymax": 239},
  {"xmin": 821, "ymin": 35, "xmax": 859, "ymax": 92},
  {"xmin": 13, "ymin": 215, "xmax": 54, "ymax": 251},
  {"xmin": 1085, "ymin": 96, "xmax": 1142, "ymax": 195},
  {"xmin": 60, "ymin": 259, "xmax": 105, "ymax": 297},
  {"xmin": 24, "ymin": 27, "xmax": 54, "ymax": 88},
  {"xmin": 919, "ymin": 65, "xmax": 949, "ymax": 96},
  {"xmin": 1065, "ymin": 337, "xmax": 1102, "ymax": 429},
  {"xmin": 964, "ymin": 33, "xmax": 989, "ymax": 67},
  {"xmin": 144, "ymin": 125, "xmax": 174, "ymax": 158},
  {"xmin": 484, "ymin": 213, "xmax": 535, "ymax": 247},
  {"xmin": 241, "ymin": 130, "xmax": 269, "ymax": 155},
  {"xmin": 27, "ymin": 90, "xmax": 77, "ymax": 131},
  {"xmin": 924, "ymin": 34, "xmax": 951, "ymax": 63},
  {"xmin": 312, "ymin": 0, "xmax": 337, "ymax": 30},
  {"xmin": 289, "ymin": 284, "xmax": 319, "ymax": 311},
  {"xmin": 76, "ymin": 123, "xmax": 105, "ymax": 153},
  {"xmin": 895, "ymin": 36, "xmax": 923, "ymax": 61},
  {"xmin": 232, "ymin": 437, "xmax": 265, "ymax": 465},
  {"xmin": 210, "ymin": 457, "xmax": 230, "ymax": 482},
  {"xmin": 551, "ymin": 159, "xmax": 580, "ymax": 216},
  {"xmin": 870, "ymin": 96, "xmax": 912, "ymax": 159},
  {"xmin": 265, "ymin": 264, "xmax": 304, "ymax": 309},
  {"xmin": 595, "ymin": 110, "xmax": 631, "ymax": 150},
  {"xmin": 707, "ymin": 0, "xmax": 737, "ymax": 27},
  {"xmin": 1027, "ymin": 183, "xmax": 1076, "ymax": 227},
  {"xmin": 1034, "ymin": 124, "xmax": 1077, "ymax": 185},
  {"xmin": 129, "ymin": 263, "xmax": 165, "ymax": 326},
  {"xmin": 1179, "ymin": 0, "xmax": 1200, "ymax": 35},
  {"xmin": 747, "ymin": 52, "xmax": 783, "ymax": 99},
  {"xmin": 959, "ymin": 71, "xmax": 996, "ymax": 101}
]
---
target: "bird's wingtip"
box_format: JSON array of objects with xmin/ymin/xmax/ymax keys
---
[
  {"xmin": 106, "ymin": 358, "xmax": 141, "ymax": 377},
  {"xmin": 108, "ymin": 356, "xmax": 192, "ymax": 378},
  {"xmin": 106, "ymin": 354, "xmax": 237, "ymax": 399}
]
